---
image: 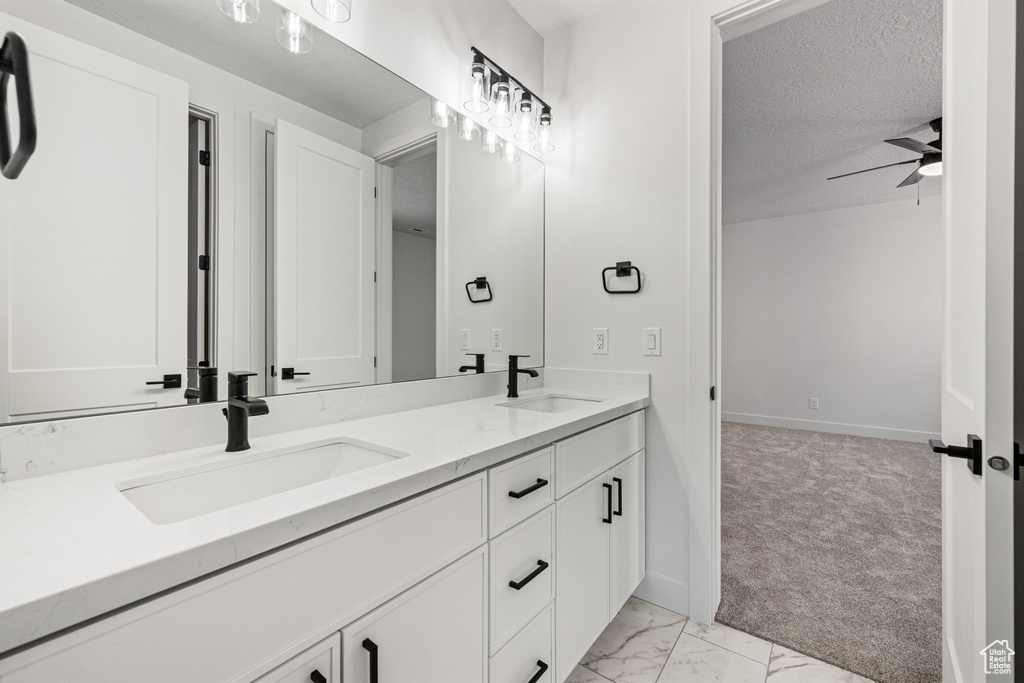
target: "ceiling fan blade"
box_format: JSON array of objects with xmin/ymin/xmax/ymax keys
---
[
  {"xmin": 826, "ymin": 159, "xmax": 919, "ymax": 181},
  {"xmin": 897, "ymin": 167, "xmax": 923, "ymax": 187},
  {"xmin": 884, "ymin": 137, "xmax": 941, "ymax": 154}
]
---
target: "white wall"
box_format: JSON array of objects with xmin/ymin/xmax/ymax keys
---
[
  {"xmin": 722, "ymin": 198, "xmax": 943, "ymax": 442},
  {"xmin": 544, "ymin": 0, "xmax": 693, "ymax": 616},
  {"xmin": 392, "ymin": 231, "xmax": 437, "ymax": 381}
]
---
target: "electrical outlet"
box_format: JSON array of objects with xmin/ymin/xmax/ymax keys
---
[
  {"xmin": 460, "ymin": 329, "xmax": 471, "ymax": 350},
  {"xmin": 809, "ymin": 398, "xmax": 819, "ymax": 409},
  {"xmin": 593, "ymin": 328, "xmax": 609, "ymax": 355},
  {"xmin": 491, "ymin": 328, "xmax": 503, "ymax": 352},
  {"xmin": 642, "ymin": 327, "xmax": 661, "ymax": 356}
]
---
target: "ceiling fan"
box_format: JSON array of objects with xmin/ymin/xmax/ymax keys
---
[{"xmin": 827, "ymin": 117, "xmax": 942, "ymax": 187}]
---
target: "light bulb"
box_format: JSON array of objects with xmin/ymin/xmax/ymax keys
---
[
  {"xmin": 464, "ymin": 55, "xmax": 491, "ymax": 113},
  {"xmin": 277, "ymin": 11, "xmax": 312, "ymax": 53},
  {"xmin": 514, "ymin": 93, "xmax": 536, "ymax": 141},
  {"xmin": 481, "ymin": 129, "xmax": 500, "ymax": 154},
  {"xmin": 457, "ymin": 114, "xmax": 480, "ymax": 141},
  {"xmin": 431, "ymin": 98, "xmax": 455, "ymax": 128},
  {"xmin": 217, "ymin": 0, "xmax": 260, "ymax": 23},
  {"xmin": 501, "ymin": 139, "xmax": 521, "ymax": 164},
  {"xmin": 489, "ymin": 75, "xmax": 513, "ymax": 128},
  {"xmin": 311, "ymin": 0, "xmax": 351, "ymax": 22}
]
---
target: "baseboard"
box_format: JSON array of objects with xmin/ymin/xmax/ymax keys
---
[
  {"xmin": 633, "ymin": 571, "xmax": 689, "ymax": 618},
  {"xmin": 722, "ymin": 412, "xmax": 939, "ymax": 444}
]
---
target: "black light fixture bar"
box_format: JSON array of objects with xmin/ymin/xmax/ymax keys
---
[{"xmin": 470, "ymin": 46, "xmax": 552, "ymax": 114}]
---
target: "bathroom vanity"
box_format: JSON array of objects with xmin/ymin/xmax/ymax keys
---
[{"xmin": 0, "ymin": 374, "xmax": 648, "ymax": 683}]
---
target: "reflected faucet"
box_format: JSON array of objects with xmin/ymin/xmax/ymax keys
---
[
  {"xmin": 223, "ymin": 371, "xmax": 269, "ymax": 452},
  {"xmin": 459, "ymin": 353, "xmax": 486, "ymax": 374},
  {"xmin": 184, "ymin": 365, "xmax": 218, "ymax": 403},
  {"xmin": 506, "ymin": 355, "xmax": 539, "ymax": 398}
]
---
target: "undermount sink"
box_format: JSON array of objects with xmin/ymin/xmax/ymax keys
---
[
  {"xmin": 497, "ymin": 394, "xmax": 605, "ymax": 414},
  {"xmin": 118, "ymin": 440, "xmax": 408, "ymax": 525}
]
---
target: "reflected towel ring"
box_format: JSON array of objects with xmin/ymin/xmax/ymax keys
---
[
  {"xmin": 602, "ymin": 261, "xmax": 641, "ymax": 294},
  {"xmin": 466, "ymin": 276, "xmax": 493, "ymax": 303}
]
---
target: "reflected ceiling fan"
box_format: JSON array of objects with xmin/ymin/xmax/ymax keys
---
[{"xmin": 827, "ymin": 117, "xmax": 942, "ymax": 187}]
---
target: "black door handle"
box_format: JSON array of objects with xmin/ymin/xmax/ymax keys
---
[
  {"xmin": 509, "ymin": 478, "xmax": 548, "ymax": 499},
  {"xmin": 362, "ymin": 638, "xmax": 378, "ymax": 683},
  {"xmin": 281, "ymin": 367, "xmax": 311, "ymax": 380},
  {"xmin": 602, "ymin": 482, "xmax": 613, "ymax": 524},
  {"xmin": 613, "ymin": 477, "xmax": 623, "ymax": 516},
  {"xmin": 929, "ymin": 434, "xmax": 983, "ymax": 476},
  {"xmin": 1015, "ymin": 442, "xmax": 1022, "ymax": 482},
  {"xmin": 0, "ymin": 32, "xmax": 37, "ymax": 179},
  {"xmin": 509, "ymin": 559, "xmax": 549, "ymax": 590},
  {"xmin": 309, "ymin": 670, "xmax": 327, "ymax": 683},
  {"xmin": 527, "ymin": 660, "xmax": 549, "ymax": 683},
  {"xmin": 145, "ymin": 374, "xmax": 182, "ymax": 389}
]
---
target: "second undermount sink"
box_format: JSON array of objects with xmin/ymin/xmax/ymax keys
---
[
  {"xmin": 497, "ymin": 394, "xmax": 605, "ymax": 414},
  {"xmin": 118, "ymin": 439, "xmax": 408, "ymax": 525}
]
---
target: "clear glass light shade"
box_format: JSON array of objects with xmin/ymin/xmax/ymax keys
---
[
  {"xmin": 489, "ymin": 78, "xmax": 513, "ymax": 128},
  {"xmin": 431, "ymin": 98, "xmax": 455, "ymax": 128},
  {"xmin": 457, "ymin": 114, "xmax": 481, "ymax": 141},
  {"xmin": 500, "ymin": 139, "xmax": 521, "ymax": 164},
  {"xmin": 534, "ymin": 124, "xmax": 554, "ymax": 153},
  {"xmin": 463, "ymin": 62, "xmax": 491, "ymax": 114},
  {"xmin": 481, "ymin": 129, "xmax": 500, "ymax": 154},
  {"xmin": 311, "ymin": 0, "xmax": 351, "ymax": 22},
  {"xmin": 919, "ymin": 160, "xmax": 943, "ymax": 176},
  {"xmin": 217, "ymin": 0, "xmax": 260, "ymax": 23},
  {"xmin": 514, "ymin": 99, "xmax": 537, "ymax": 141},
  {"xmin": 277, "ymin": 11, "xmax": 312, "ymax": 53}
]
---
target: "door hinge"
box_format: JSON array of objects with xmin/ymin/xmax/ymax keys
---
[
  {"xmin": 374, "ymin": 271, "xmax": 377, "ymax": 283},
  {"xmin": 374, "ymin": 187, "xmax": 377, "ymax": 198},
  {"xmin": 198, "ymin": 255, "xmax": 210, "ymax": 271},
  {"xmin": 374, "ymin": 356, "xmax": 377, "ymax": 368},
  {"xmin": 710, "ymin": 386, "xmax": 716, "ymax": 401},
  {"xmin": 199, "ymin": 150, "xmax": 211, "ymax": 167}
]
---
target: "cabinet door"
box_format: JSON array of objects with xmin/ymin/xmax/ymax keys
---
[
  {"xmin": 341, "ymin": 548, "xmax": 487, "ymax": 683},
  {"xmin": 253, "ymin": 633, "xmax": 339, "ymax": 683},
  {"xmin": 555, "ymin": 476, "xmax": 610, "ymax": 683},
  {"xmin": 608, "ymin": 451, "xmax": 645, "ymax": 617}
]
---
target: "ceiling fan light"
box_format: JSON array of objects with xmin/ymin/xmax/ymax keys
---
[{"xmin": 919, "ymin": 158, "xmax": 943, "ymax": 176}]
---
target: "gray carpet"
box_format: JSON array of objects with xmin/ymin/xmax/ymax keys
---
[{"xmin": 716, "ymin": 422, "xmax": 941, "ymax": 683}]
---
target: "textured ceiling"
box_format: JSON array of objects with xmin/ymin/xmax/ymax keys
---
[
  {"xmin": 64, "ymin": 0, "xmax": 426, "ymax": 129},
  {"xmin": 723, "ymin": 0, "xmax": 943, "ymax": 224},
  {"xmin": 506, "ymin": 0, "xmax": 622, "ymax": 36},
  {"xmin": 393, "ymin": 152, "xmax": 437, "ymax": 238}
]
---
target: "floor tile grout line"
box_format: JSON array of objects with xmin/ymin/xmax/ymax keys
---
[
  {"xmin": 654, "ymin": 619, "xmax": 689, "ymax": 683},
  {"xmin": 764, "ymin": 643, "xmax": 775, "ymax": 683}
]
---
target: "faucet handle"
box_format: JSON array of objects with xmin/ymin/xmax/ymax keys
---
[
  {"xmin": 466, "ymin": 353, "xmax": 485, "ymax": 358},
  {"xmin": 508, "ymin": 354, "xmax": 531, "ymax": 359},
  {"xmin": 228, "ymin": 371, "xmax": 258, "ymax": 383}
]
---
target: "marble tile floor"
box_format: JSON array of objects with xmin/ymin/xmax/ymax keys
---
[{"xmin": 566, "ymin": 597, "xmax": 876, "ymax": 683}]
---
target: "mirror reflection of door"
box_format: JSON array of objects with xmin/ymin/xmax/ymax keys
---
[{"xmin": 186, "ymin": 109, "xmax": 216, "ymax": 403}]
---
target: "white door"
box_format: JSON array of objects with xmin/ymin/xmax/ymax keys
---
[
  {"xmin": 608, "ymin": 451, "xmax": 645, "ymax": 617},
  {"xmin": 274, "ymin": 119, "xmax": 375, "ymax": 394},
  {"xmin": 940, "ymin": 1, "xmax": 1016, "ymax": 680},
  {"xmin": 0, "ymin": 12, "xmax": 188, "ymax": 421}
]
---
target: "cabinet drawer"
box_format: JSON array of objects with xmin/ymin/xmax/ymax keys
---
[
  {"xmin": 555, "ymin": 411, "xmax": 643, "ymax": 498},
  {"xmin": 489, "ymin": 506, "xmax": 555, "ymax": 654},
  {"xmin": 254, "ymin": 633, "xmax": 339, "ymax": 683},
  {"xmin": 490, "ymin": 602, "xmax": 553, "ymax": 683},
  {"xmin": 489, "ymin": 447, "xmax": 554, "ymax": 537}
]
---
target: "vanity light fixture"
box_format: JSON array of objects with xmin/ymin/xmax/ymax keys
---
[
  {"xmin": 463, "ymin": 53, "xmax": 491, "ymax": 113},
  {"xmin": 457, "ymin": 114, "xmax": 481, "ymax": 141},
  {"xmin": 500, "ymin": 138, "xmax": 521, "ymax": 164},
  {"xmin": 534, "ymin": 106, "xmax": 555, "ymax": 153},
  {"xmin": 311, "ymin": 0, "xmax": 351, "ymax": 22},
  {"xmin": 489, "ymin": 74, "xmax": 513, "ymax": 128},
  {"xmin": 217, "ymin": 0, "xmax": 260, "ymax": 23},
  {"xmin": 277, "ymin": 10, "xmax": 312, "ymax": 53},
  {"xmin": 514, "ymin": 92, "xmax": 536, "ymax": 141},
  {"xmin": 431, "ymin": 98, "xmax": 456, "ymax": 128},
  {"xmin": 481, "ymin": 129, "xmax": 500, "ymax": 154}
]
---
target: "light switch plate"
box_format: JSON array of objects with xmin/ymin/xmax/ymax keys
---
[
  {"xmin": 643, "ymin": 328, "xmax": 661, "ymax": 356},
  {"xmin": 491, "ymin": 328, "xmax": 503, "ymax": 352},
  {"xmin": 593, "ymin": 328, "xmax": 608, "ymax": 355},
  {"xmin": 460, "ymin": 329, "xmax": 471, "ymax": 350}
]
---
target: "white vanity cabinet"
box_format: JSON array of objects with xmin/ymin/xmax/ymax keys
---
[{"xmin": 253, "ymin": 634, "xmax": 340, "ymax": 683}]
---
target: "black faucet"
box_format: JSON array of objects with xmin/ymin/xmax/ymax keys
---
[
  {"xmin": 459, "ymin": 353, "xmax": 486, "ymax": 374},
  {"xmin": 184, "ymin": 365, "xmax": 218, "ymax": 403},
  {"xmin": 223, "ymin": 372, "xmax": 269, "ymax": 452},
  {"xmin": 507, "ymin": 355, "xmax": 539, "ymax": 398}
]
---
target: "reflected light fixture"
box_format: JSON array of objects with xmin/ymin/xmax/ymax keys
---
[
  {"xmin": 463, "ymin": 53, "xmax": 491, "ymax": 113},
  {"xmin": 489, "ymin": 75, "xmax": 513, "ymax": 128},
  {"xmin": 458, "ymin": 114, "xmax": 481, "ymax": 141},
  {"xmin": 431, "ymin": 98, "xmax": 455, "ymax": 128},
  {"xmin": 514, "ymin": 92, "xmax": 536, "ymax": 141},
  {"xmin": 311, "ymin": 0, "xmax": 352, "ymax": 22},
  {"xmin": 277, "ymin": 10, "xmax": 312, "ymax": 53},
  {"xmin": 500, "ymin": 138, "xmax": 521, "ymax": 164},
  {"xmin": 534, "ymin": 107, "xmax": 554, "ymax": 153},
  {"xmin": 919, "ymin": 153, "xmax": 942, "ymax": 176},
  {"xmin": 218, "ymin": 0, "xmax": 260, "ymax": 23},
  {"xmin": 481, "ymin": 129, "xmax": 500, "ymax": 154}
]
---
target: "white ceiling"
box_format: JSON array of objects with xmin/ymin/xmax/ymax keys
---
[
  {"xmin": 505, "ymin": 0, "xmax": 622, "ymax": 36},
  {"xmin": 393, "ymin": 152, "xmax": 438, "ymax": 238},
  {"xmin": 64, "ymin": 0, "xmax": 426, "ymax": 129},
  {"xmin": 723, "ymin": 0, "xmax": 943, "ymax": 224}
]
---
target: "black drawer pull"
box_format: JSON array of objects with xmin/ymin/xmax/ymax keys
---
[
  {"xmin": 613, "ymin": 477, "xmax": 623, "ymax": 516},
  {"xmin": 602, "ymin": 482, "xmax": 613, "ymax": 523},
  {"xmin": 509, "ymin": 478, "xmax": 548, "ymax": 499},
  {"xmin": 310, "ymin": 670, "xmax": 327, "ymax": 683},
  {"xmin": 527, "ymin": 659, "xmax": 549, "ymax": 683},
  {"xmin": 362, "ymin": 638, "xmax": 378, "ymax": 683},
  {"xmin": 145, "ymin": 374, "xmax": 182, "ymax": 389},
  {"xmin": 0, "ymin": 32, "xmax": 37, "ymax": 179},
  {"xmin": 509, "ymin": 559, "xmax": 549, "ymax": 590}
]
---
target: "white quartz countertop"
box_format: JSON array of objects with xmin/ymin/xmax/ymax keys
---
[{"xmin": 0, "ymin": 380, "xmax": 648, "ymax": 655}]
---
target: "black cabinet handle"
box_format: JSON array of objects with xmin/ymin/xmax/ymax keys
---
[
  {"xmin": 145, "ymin": 374, "xmax": 182, "ymax": 389},
  {"xmin": 509, "ymin": 559, "xmax": 549, "ymax": 590},
  {"xmin": 613, "ymin": 477, "xmax": 623, "ymax": 516},
  {"xmin": 0, "ymin": 32, "xmax": 37, "ymax": 179},
  {"xmin": 281, "ymin": 367, "xmax": 311, "ymax": 380},
  {"xmin": 509, "ymin": 478, "xmax": 548, "ymax": 499},
  {"xmin": 362, "ymin": 638, "xmax": 378, "ymax": 683},
  {"xmin": 527, "ymin": 660, "xmax": 549, "ymax": 683},
  {"xmin": 602, "ymin": 482, "xmax": 613, "ymax": 524},
  {"xmin": 310, "ymin": 670, "xmax": 327, "ymax": 683}
]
